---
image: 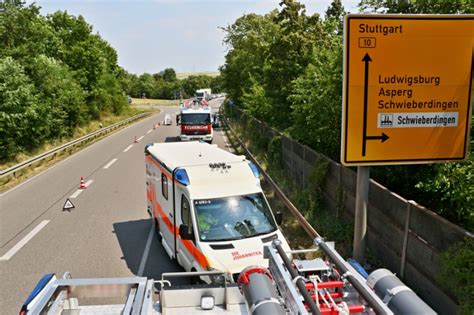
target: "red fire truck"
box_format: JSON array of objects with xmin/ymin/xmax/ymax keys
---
[{"xmin": 178, "ymin": 101, "xmax": 213, "ymax": 143}]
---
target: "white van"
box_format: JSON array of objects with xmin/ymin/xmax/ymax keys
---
[
  {"xmin": 145, "ymin": 141, "xmax": 290, "ymax": 283},
  {"xmin": 164, "ymin": 114, "xmax": 172, "ymax": 125}
]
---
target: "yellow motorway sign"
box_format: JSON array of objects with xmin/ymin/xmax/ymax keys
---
[{"xmin": 342, "ymin": 14, "xmax": 474, "ymax": 166}]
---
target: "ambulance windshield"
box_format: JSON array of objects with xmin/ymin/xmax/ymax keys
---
[{"xmin": 194, "ymin": 193, "xmax": 277, "ymax": 242}]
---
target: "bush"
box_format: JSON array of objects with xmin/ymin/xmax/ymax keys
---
[
  {"xmin": 267, "ymin": 136, "xmax": 282, "ymax": 169},
  {"xmin": 416, "ymin": 157, "xmax": 474, "ymax": 231},
  {"xmin": 0, "ymin": 57, "xmax": 40, "ymax": 160},
  {"xmin": 438, "ymin": 238, "xmax": 474, "ymax": 313}
]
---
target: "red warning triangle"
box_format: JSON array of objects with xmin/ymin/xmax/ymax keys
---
[{"xmin": 63, "ymin": 199, "xmax": 75, "ymax": 210}]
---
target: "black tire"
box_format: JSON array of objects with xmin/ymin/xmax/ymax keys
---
[{"xmin": 154, "ymin": 219, "xmax": 162, "ymax": 242}]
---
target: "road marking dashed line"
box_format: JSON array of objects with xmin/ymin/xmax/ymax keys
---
[
  {"xmin": 123, "ymin": 144, "xmax": 133, "ymax": 152},
  {"xmin": 137, "ymin": 136, "xmax": 144, "ymax": 142},
  {"xmin": 103, "ymin": 158, "xmax": 118, "ymax": 169},
  {"xmin": 147, "ymin": 129, "xmax": 152, "ymax": 134},
  {"xmin": 0, "ymin": 220, "xmax": 50, "ymax": 261},
  {"xmin": 70, "ymin": 180, "xmax": 94, "ymax": 198}
]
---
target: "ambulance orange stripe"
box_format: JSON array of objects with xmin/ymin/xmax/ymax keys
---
[
  {"xmin": 146, "ymin": 156, "xmax": 172, "ymax": 179},
  {"xmin": 148, "ymin": 180, "xmax": 208, "ymax": 269}
]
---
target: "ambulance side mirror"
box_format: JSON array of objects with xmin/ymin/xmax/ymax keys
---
[
  {"xmin": 275, "ymin": 212, "xmax": 283, "ymax": 225},
  {"xmin": 176, "ymin": 114, "xmax": 181, "ymax": 126},
  {"xmin": 179, "ymin": 224, "xmax": 193, "ymax": 240}
]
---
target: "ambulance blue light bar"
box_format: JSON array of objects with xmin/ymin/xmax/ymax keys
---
[
  {"xmin": 248, "ymin": 162, "xmax": 259, "ymax": 178},
  {"xmin": 175, "ymin": 168, "xmax": 190, "ymax": 186}
]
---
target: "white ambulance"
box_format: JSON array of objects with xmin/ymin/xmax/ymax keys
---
[{"xmin": 145, "ymin": 141, "xmax": 290, "ymax": 283}]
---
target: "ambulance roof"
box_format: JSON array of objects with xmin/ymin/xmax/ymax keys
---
[
  {"xmin": 147, "ymin": 142, "xmax": 246, "ymax": 171},
  {"xmin": 146, "ymin": 142, "xmax": 261, "ymax": 198},
  {"xmin": 186, "ymin": 162, "xmax": 261, "ymax": 199}
]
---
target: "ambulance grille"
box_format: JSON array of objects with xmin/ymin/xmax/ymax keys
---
[
  {"xmin": 261, "ymin": 234, "xmax": 278, "ymax": 243},
  {"xmin": 209, "ymin": 243, "xmax": 234, "ymax": 250}
]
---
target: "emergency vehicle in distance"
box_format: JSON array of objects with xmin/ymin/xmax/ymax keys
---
[
  {"xmin": 145, "ymin": 141, "xmax": 291, "ymax": 283},
  {"xmin": 178, "ymin": 100, "xmax": 213, "ymax": 143},
  {"xmin": 196, "ymin": 88, "xmax": 211, "ymax": 101}
]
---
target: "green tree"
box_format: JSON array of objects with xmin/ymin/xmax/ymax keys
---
[
  {"xmin": 46, "ymin": 11, "xmax": 126, "ymax": 116},
  {"xmin": 220, "ymin": 12, "xmax": 278, "ymax": 104},
  {"xmin": 26, "ymin": 55, "xmax": 86, "ymax": 136},
  {"xmin": 263, "ymin": 0, "xmax": 324, "ymax": 128},
  {"xmin": 288, "ymin": 37, "xmax": 343, "ymax": 160},
  {"xmin": 118, "ymin": 69, "xmax": 135, "ymax": 96},
  {"xmin": 241, "ymin": 80, "xmax": 272, "ymax": 122},
  {"xmin": 0, "ymin": 1, "xmax": 59, "ymax": 62},
  {"xmin": 0, "ymin": 1, "xmax": 128, "ymax": 160},
  {"xmin": 325, "ymin": 0, "xmax": 346, "ymax": 35},
  {"xmin": 136, "ymin": 73, "xmax": 155, "ymax": 98},
  {"xmin": 416, "ymin": 158, "xmax": 474, "ymax": 231},
  {"xmin": 358, "ymin": 0, "xmax": 473, "ymax": 14},
  {"xmin": 181, "ymin": 75, "xmax": 213, "ymax": 97},
  {"xmin": 161, "ymin": 68, "xmax": 177, "ymax": 82},
  {"xmin": 0, "ymin": 57, "xmax": 42, "ymax": 159},
  {"xmin": 210, "ymin": 75, "xmax": 224, "ymax": 93}
]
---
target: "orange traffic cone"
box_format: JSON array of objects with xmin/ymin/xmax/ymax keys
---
[
  {"xmin": 80, "ymin": 177, "xmax": 86, "ymax": 189},
  {"xmin": 158, "ymin": 122, "xmax": 161, "ymax": 126},
  {"xmin": 134, "ymin": 136, "xmax": 138, "ymax": 143}
]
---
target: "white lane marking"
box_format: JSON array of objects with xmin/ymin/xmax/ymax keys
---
[
  {"xmin": 70, "ymin": 189, "xmax": 83, "ymax": 199},
  {"xmin": 70, "ymin": 180, "xmax": 93, "ymax": 198},
  {"xmin": 84, "ymin": 180, "xmax": 93, "ymax": 188},
  {"xmin": 123, "ymin": 144, "xmax": 133, "ymax": 152},
  {"xmin": 137, "ymin": 136, "xmax": 144, "ymax": 142},
  {"xmin": 103, "ymin": 158, "xmax": 118, "ymax": 169},
  {"xmin": 147, "ymin": 129, "xmax": 152, "ymax": 134},
  {"xmin": 137, "ymin": 221, "xmax": 155, "ymax": 276},
  {"xmin": 0, "ymin": 220, "xmax": 50, "ymax": 261}
]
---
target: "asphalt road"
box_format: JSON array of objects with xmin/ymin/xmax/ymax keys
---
[{"xmin": 0, "ymin": 98, "xmax": 227, "ymax": 313}]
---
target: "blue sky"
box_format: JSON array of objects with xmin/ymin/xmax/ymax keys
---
[{"xmin": 32, "ymin": 0, "xmax": 359, "ymax": 74}]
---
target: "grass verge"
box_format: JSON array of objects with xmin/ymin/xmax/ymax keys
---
[
  {"xmin": 0, "ymin": 107, "xmax": 154, "ymax": 192},
  {"xmin": 176, "ymin": 71, "xmax": 220, "ymax": 79},
  {"xmin": 130, "ymin": 98, "xmax": 180, "ymax": 107}
]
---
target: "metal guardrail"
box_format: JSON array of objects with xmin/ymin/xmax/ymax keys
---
[
  {"xmin": 1, "ymin": 112, "xmax": 151, "ymax": 178},
  {"xmin": 220, "ymin": 108, "xmax": 320, "ymax": 239}
]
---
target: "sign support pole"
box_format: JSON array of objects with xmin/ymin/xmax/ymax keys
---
[{"xmin": 353, "ymin": 166, "xmax": 370, "ymax": 262}]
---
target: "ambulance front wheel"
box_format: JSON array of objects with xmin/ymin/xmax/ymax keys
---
[{"xmin": 154, "ymin": 218, "xmax": 162, "ymax": 242}]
